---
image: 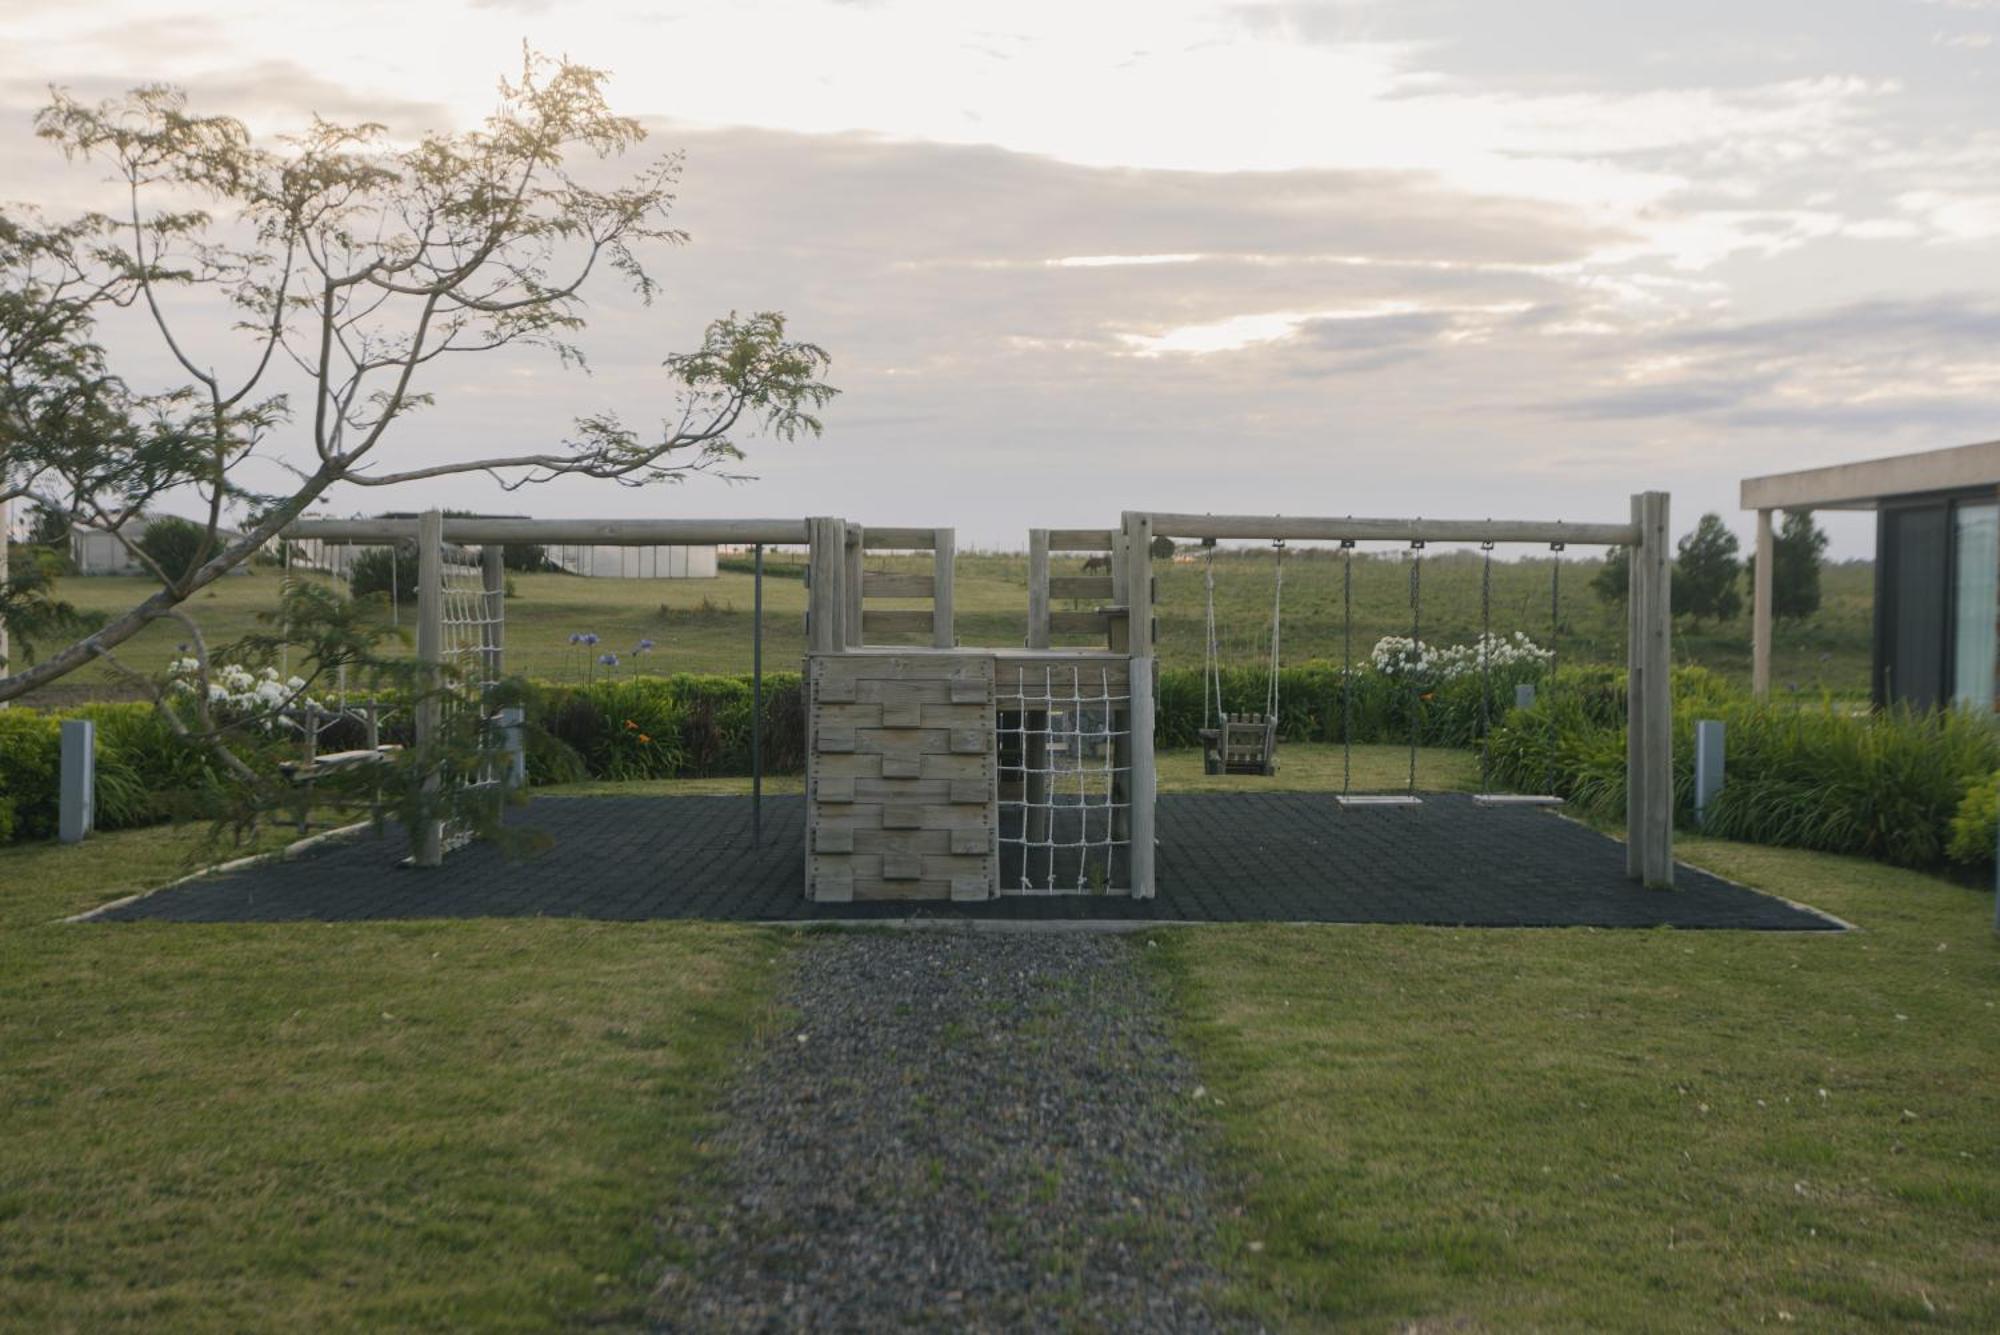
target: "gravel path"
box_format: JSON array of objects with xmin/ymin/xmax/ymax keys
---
[{"xmin": 650, "ymin": 930, "xmax": 1241, "ymax": 1332}]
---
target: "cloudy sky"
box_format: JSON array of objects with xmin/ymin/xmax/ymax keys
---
[{"xmin": 5, "ymin": 0, "xmax": 1998, "ymax": 554}]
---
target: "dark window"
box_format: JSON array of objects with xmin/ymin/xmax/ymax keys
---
[{"xmin": 1876, "ymin": 503, "xmax": 1949, "ymax": 709}]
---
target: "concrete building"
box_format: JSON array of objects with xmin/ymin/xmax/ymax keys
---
[
  {"xmin": 69, "ymin": 516, "xmax": 249, "ymax": 576},
  {"xmin": 1743, "ymin": 438, "xmax": 2000, "ymax": 711}
]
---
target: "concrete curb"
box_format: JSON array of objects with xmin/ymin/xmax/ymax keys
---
[{"xmin": 62, "ymin": 820, "xmax": 376, "ymax": 924}]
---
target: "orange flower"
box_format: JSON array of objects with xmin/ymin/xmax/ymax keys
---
[
  {"xmin": 624, "ymin": 719, "xmax": 638, "ymax": 730},
  {"xmin": 1420, "ymin": 692, "xmax": 1435, "ymax": 702},
  {"xmin": 638, "ymin": 733, "xmax": 652, "ymax": 743}
]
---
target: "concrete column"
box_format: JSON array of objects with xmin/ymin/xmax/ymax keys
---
[
  {"xmin": 60, "ymin": 718, "xmax": 95, "ymax": 843},
  {"xmin": 1752, "ymin": 507, "xmax": 1774, "ymax": 697}
]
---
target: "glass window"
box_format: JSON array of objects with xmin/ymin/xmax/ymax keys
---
[{"xmin": 1952, "ymin": 502, "xmax": 1999, "ymax": 710}]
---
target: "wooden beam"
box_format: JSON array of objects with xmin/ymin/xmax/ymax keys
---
[
  {"xmin": 1129, "ymin": 655, "xmax": 1156, "ymax": 899},
  {"xmin": 284, "ymin": 517, "xmax": 808, "ymax": 545},
  {"xmin": 1048, "ymin": 528, "xmax": 1115, "ymax": 551},
  {"xmin": 1141, "ymin": 513, "xmax": 1637, "ymax": 546},
  {"xmin": 1639, "ymin": 490, "xmax": 1674, "ymax": 888},
  {"xmin": 1048, "ymin": 609, "xmax": 1113, "ymax": 635},
  {"xmin": 1626, "ymin": 493, "xmax": 1645, "ymax": 883},
  {"xmin": 862, "ymin": 526, "xmax": 939, "ymax": 550},
  {"xmin": 1741, "ymin": 437, "xmax": 2000, "ymax": 511},
  {"xmin": 481, "ymin": 545, "xmax": 505, "ymax": 689}
]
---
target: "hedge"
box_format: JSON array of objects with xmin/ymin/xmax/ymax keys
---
[
  {"xmin": 1488, "ymin": 667, "xmax": 2000, "ymax": 873},
  {"xmin": 0, "ymin": 703, "xmax": 232, "ymax": 845}
]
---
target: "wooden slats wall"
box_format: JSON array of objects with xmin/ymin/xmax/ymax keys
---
[
  {"xmin": 1048, "ymin": 529, "xmax": 1115, "ymax": 551},
  {"xmin": 808, "ymin": 653, "xmax": 996, "ymax": 903},
  {"xmin": 1047, "ymin": 609, "xmax": 1115, "ymax": 636}
]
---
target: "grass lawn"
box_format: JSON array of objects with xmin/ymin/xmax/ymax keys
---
[
  {"xmin": 0, "ymin": 825, "xmax": 781, "ymax": 1331},
  {"xmin": 1150, "ymin": 841, "xmax": 2000, "ymax": 1329}
]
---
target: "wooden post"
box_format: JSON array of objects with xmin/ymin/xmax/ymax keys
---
[
  {"xmin": 1626, "ymin": 493, "xmax": 1646, "ymax": 882},
  {"xmin": 481, "ymin": 544, "xmax": 505, "ymax": 689},
  {"xmin": 1124, "ymin": 512, "xmax": 1154, "ymax": 652},
  {"xmin": 844, "ymin": 524, "xmax": 865, "ymax": 648},
  {"xmin": 933, "ymin": 528, "xmax": 956, "ymax": 648},
  {"xmin": 806, "ymin": 516, "xmax": 847, "ymax": 654},
  {"xmin": 1625, "ymin": 492, "xmax": 1674, "ymax": 887},
  {"xmin": 1026, "ymin": 529, "xmax": 1051, "ymax": 649},
  {"xmin": 1752, "ymin": 507, "xmax": 1774, "ymax": 697},
  {"xmin": 414, "ymin": 509, "xmax": 444, "ymax": 868},
  {"xmin": 1640, "ymin": 490, "xmax": 1674, "ymax": 887},
  {"xmin": 1128, "ymin": 655, "xmax": 1157, "ymax": 899}
]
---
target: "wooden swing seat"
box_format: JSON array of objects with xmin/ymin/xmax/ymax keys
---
[
  {"xmin": 1471, "ymin": 793, "xmax": 1565, "ymax": 807},
  {"xmin": 1334, "ymin": 794, "xmax": 1424, "ymax": 807},
  {"xmin": 1199, "ymin": 713, "xmax": 1279, "ymax": 776}
]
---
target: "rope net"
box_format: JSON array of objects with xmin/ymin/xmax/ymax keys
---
[
  {"xmin": 996, "ymin": 665, "xmax": 1132, "ymax": 894},
  {"xmin": 434, "ymin": 544, "xmax": 505, "ymax": 854}
]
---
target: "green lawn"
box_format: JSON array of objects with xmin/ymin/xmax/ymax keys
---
[
  {"xmin": 1150, "ymin": 841, "xmax": 2000, "ymax": 1329},
  {"xmin": 0, "ymin": 824, "xmax": 780, "ymax": 1331},
  {"xmin": 22, "ymin": 550, "xmax": 1876, "ymax": 708},
  {"xmin": 9, "ymin": 745, "xmax": 1990, "ymax": 1329}
]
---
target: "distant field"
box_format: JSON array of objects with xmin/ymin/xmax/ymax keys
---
[{"xmin": 17, "ymin": 550, "xmax": 1874, "ymax": 707}]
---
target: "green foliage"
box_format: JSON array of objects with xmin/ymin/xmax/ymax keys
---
[
  {"xmin": 0, "ymin": 702, "xmax": 227, "ymax": 843},
  {"xmin": 1, "ymin": 542, "xmax": 100, "ymax": 667},
  {"xmin": 1947, "ymin": 770, "xmax": 1998, "ymax": 869},
  {"xmin": 1745, "ymin": 509, "xmax": 1829, "ymax": 621},
  {"xmin": 1490, "ymin": 671, "xmax": 2000, "ymax": 871},
  {"xmin": 136, "ymin": 515, "xmax": 209, "ymax": 583},
  {"xmin": 1591, "ymin": 545, "xmax": 1628, "ymax": 606},
  {"xmin": 348, "ymin": 542, "xmax": 418, "ymax": 603},
  {"xmin": 522, "ymin": 672, "xmax": 806, "ymax": 785},
  {"xmin": 1674, "ymin": 513, "xmax": 1743, "ymax": 625}
]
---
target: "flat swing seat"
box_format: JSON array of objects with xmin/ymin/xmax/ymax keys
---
[
  {"xmin": 1199, "ymin": 713, "xmax": 1279, "ymax": 776},
  {"xmin": 1472, "ymin": 793, "xmax": 1565, "ymax": 808},
  {"xmin": 1335, "ymin": 793, "xmax": 1424, "ymax": 808}
]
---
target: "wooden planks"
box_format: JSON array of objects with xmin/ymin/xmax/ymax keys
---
[
  {"xmin": 866, "ymin": 571, "xmax": 935, "ymax": 599},
  {"xmin": 862, "ymin": 608, "xmax": 936, "ymax": 636},
  {"xmin": 808, "ymin": 653, "xmax": 996, "ymax": 903},
  {"xmin": 1049, "ymin": 575, "xmax": 1115, "ymax": 601}
]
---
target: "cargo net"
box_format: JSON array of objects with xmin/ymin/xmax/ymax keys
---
[
  {"xmin": 435, "ymin": 545, "xmax": 505, "ymax": 854},
  {"xmin": 996, "ymin": 666, "xmax": 1132, "ymax": 894}
]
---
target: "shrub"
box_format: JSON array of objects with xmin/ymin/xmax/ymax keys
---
[
  {"xmin": 1490, "ymin": 672, "xmax": 2000, "ymax": 872},
  {"xmin": 1947, "ymin": 771, "xmax": 1998, "ymax": 870},
  {"xmin": 349, "ymin": 542, "xmax": 418, "ymax": 603},
  {"xmin": 137, "ymin": 516, "xmax": 208, "ymax": 582}
]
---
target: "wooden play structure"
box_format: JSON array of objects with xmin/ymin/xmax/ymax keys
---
[{"xmin": 282, "ymin": 493, "xmax": 1677, "ymax": 895}]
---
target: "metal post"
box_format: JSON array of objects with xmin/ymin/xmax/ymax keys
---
[
  {"xmin": 59, "ymin": 718, "xmax": 95, "ymax": 843},
  {"xmin": 752, "ymin": 542, "xmax": 764, "ymax": 848},
  {"xmin": 1694, "ymin": 719, "xmax": 1724, "ymax": 829},
  {"xmin": 414, "ymin": 509, "xmax": 444, "ymax": 868}
]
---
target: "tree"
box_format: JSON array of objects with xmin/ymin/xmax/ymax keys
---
[
  {"xmin": 0, "ymin": 52, "xmax": 836, "ymax": 708},
  {"xmin": 1674, "ymin": 513, "xmax": 1743, "ymax": 625},
  {"xmin": 136, "ymin": 515, "xmax": 206, "ymax": 583},
  {"xmin": 1592, "ymin": 546, "xmax": 1630, "ymax": 606},
  {"xmin": 1745, "ymin": 509, "xmax": 1828, "ymax": 621}
]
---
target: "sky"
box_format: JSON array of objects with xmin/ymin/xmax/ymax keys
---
[{"xmin": 4, "ymin": 0, "xmax": 1998, "ymax": 556}]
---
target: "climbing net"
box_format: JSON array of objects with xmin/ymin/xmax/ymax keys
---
[
  {"xmin": 433, "ymin": 544, "xmax": 506, "ymax": 854},
  {"xmin": 996, "ymin": 665, "xmax": 1132, "ymax": 894}
]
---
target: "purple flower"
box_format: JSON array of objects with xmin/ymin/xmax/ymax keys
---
[
  {"xmin": 598, "ymin": 652, "xmax": 619, "ymax": 667},
  {"xmin": 637, "ymin": 638, "xmax": 655, "ymax": 652},
  {"xmin": 568, "ymin": 633, "xmax": 583, "ymax": 645},
  {"xmin": 582, "ymin": 633, "xmax": 600, "ymax": 646}
]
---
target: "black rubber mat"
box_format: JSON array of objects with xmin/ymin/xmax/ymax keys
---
[{"xmin": 85, "ymin": 794, "xmax": 1842, "ymax": 931}]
